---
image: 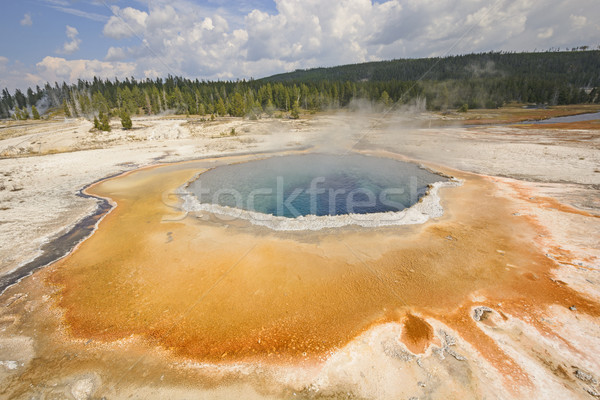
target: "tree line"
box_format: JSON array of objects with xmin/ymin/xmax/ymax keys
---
[{"xmin": 1, "ymin": 50, "xmax": 599, "ymax": 120}]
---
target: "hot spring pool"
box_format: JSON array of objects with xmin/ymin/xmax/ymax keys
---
[{"xmin": 183, "ymin": 154, "xmax": 449, "ymax": 228}]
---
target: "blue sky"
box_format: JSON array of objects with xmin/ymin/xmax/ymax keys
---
[
  {"xmin": 1, "ymin": 0, "xmax": 598, "ymax": 92},
  {"xmin": 0, "ymin": 0, "xmax": 276, "ymax": 67},
  {"xmin": 2, "ymin": 1, "xmax": 108, "ymax": 65}
]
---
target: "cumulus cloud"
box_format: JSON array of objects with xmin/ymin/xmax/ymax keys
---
[
  {"xmin": 92, "ymin": 0, "xmax": 600, "ymax": 83},
  {"xmin": 36, "ymin": 56, "xmax": 136, "ymax": 83},
  {"xmin": 105, "ymin": 46, "xmax": 128, "ymax": 61},
  {"xmin": 20, "ymin": 13, "xmax": 33, "ymax": 27},
  {"xmin": 100, "ymin": 4, "xmax": 252, "ymax": 78},
  {"xmin": 103, "ymin": 6, "xmax": 148, "ymax": 39},
  {"xmin": 3, "ymin": 0, "xmax": 600, "ymax": 91},
  {"xmin": 59, "ymin": 25, "xmax": 81, "ymax": 54}
]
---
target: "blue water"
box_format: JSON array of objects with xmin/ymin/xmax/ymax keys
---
[
  {"xmin": 188, "ymin": 154, "xmax": 446, "ymax": 218},
  {"xmin": 462, "ymin": 111, "xmax": 600, "ymax": 128},
  {"xmin": 519, "ymin": 111, "xmax": 600, "ymax": 125}
]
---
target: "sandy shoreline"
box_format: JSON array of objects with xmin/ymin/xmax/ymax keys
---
[{"xmin": 0, "ymin": 111, "xmax": 599, "ymax": 399}]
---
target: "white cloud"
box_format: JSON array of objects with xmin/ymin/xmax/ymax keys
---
[
  {"xmin": 143, "ymin": 69, "xmax": 161, "ymax": 79},
  {"xmin": 96, "ymin": 0, "xmax": 559, "ymax": 81},
  {"xmin": 1, "ymin": 56, "xmax": 136, "ymax": 91},
  {"xmin": 4, "ymin": 0, "xmax": 600, "ymax": 92},
  {"xmin": 201, "ymin": 17, "xmax": 214, "ymax": 31},
  {"xmin": 569, "ymin": 15, "xmax": 587, "ymax": 28},
  {"xmin": 20, "ymin": 13, "xmax": 33, "ymax": 27},
  {"xmin": 103, "ymin": 6, "xmax": 148, "ymax": 39},
  {"xmin": 0, "ymin": 59, "xmax": 44, "ymax": 92},
  {"xmin": 537, "ymin": 28, "xmax": 553, "ymax": 39},
  {"xmin": 43, "ymin": 0, "xmax": 70, "ymax": 6},
  {"xmin": 100, "ymin": 0, "xmax": 553, "ymax": 81},
  {"xmin": 36, "ymin": 56, "xmax": 136, "ymax": 83},
  {"xmin": 46, "ymin": 5, "xmax": 109, "ymax": 22},
  {"xmin": 59, "ymin": 25, "xmax": 81, "ymax": 54},
  {"xmin": 105, "ymin": 46, "xmax": 128, "ymax": 61}
]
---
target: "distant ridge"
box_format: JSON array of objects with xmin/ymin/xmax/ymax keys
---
[{"xmin": 259, "ymin": 50, "xmax": 600, "ymax": 87}]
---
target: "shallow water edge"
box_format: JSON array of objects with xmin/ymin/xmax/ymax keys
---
[
  {"xmin": 0, "ymin": 146, "xmax": 312, "ymax": 295},
  {"xmin": 0, "ymin": 182, "xmax": 113, "ymax": 295},
  {"xmin": 179, "ymin": 179, "xmax": 462, "ymax": 231}
]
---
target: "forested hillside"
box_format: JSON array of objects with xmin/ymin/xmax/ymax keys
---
[
  {"xmin": 262, "ymin": 50, "xmax": 599, "ymax": 85},
  {"xmin": 2, "ymin": 50, "xmax": 599, "ymax": 120}
]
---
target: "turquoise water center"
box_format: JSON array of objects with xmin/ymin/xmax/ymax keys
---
[{"xmin": 187, "ymin": 154, "xmax": 446, "ymax": 218}]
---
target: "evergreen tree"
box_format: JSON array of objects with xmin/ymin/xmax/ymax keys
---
[
  {"xmin": 27, "ymin": 88, "xmax": 36, "ymax": 106},
  {"xmin": 290, "ymin": 100, "xmax": 300, "ymax": 119},
  {"xmin": 97, "ymin": 111, "xmax": 111, "ymax": 131},
  {"xmin": 230, "ymin": 92, "xmax": 246, "ymax": 117},
  {"xmin": 2, "ymin": 88, "xmax": 14, "ymax": 110},
  {"xmin": 380, "ymin": 90, "xmax": 391, "ymax": 106},
  {"xmin": 120, "ymin": 110, "xmax": 132, "ymax": 130},
  {"xmin": 264, "ymin": 99, "xmax": 275, "ymax": 117},
  {"xmin": 63, "ymin": 100, "xmax": 71, "ymax": 117},
  {"xmin": 31, "ymin": 105, "xmax": 40, "ymax": 120},
  {"xmin": 216, "ymin": 98, "xmax": 227, "ymax": 116},
  {"xmin": 92, "ymin": 91, "xmax": 109, "ymax": 114},
  {"xmin": 14, "ymin": 89, "xmax": 27, "ymax": 108},
  {"xmin": 15, "ymin": 107, "xmax": 29, "ymax": 120}
]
